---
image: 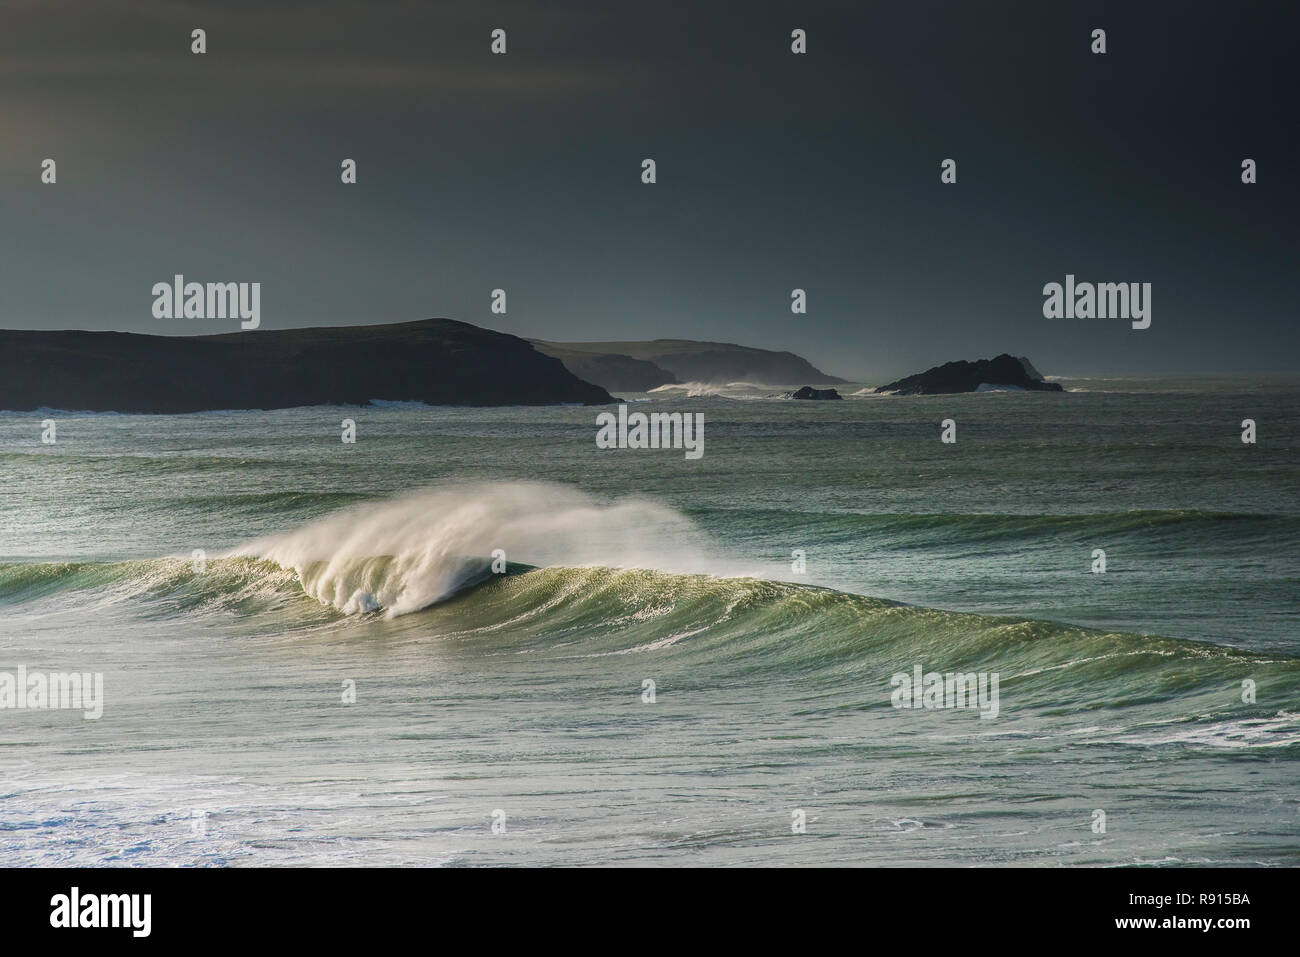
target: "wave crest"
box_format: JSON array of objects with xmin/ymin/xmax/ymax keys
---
[{"xmin": 227, "ymin": 482, "xmax": 713, "ymax": 616}]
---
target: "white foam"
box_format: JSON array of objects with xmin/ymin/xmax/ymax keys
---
[{"xmin": 227, "ymin": 482, "xmax": 718, "ymax": 617}]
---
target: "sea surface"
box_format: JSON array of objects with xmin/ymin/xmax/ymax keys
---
[{"xmin": 1, "ymin": 375, "xmax": 1298, "ymax": 866}]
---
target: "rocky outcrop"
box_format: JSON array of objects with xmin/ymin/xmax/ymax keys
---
[
  {"xmin": 786, "ymin": 386, "xmax": 843, "ymax": 400},
  {"xmin": 875, "ymin": 354, "xmax": 1064, "ymax": 395}
]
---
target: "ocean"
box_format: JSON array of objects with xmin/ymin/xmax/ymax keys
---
[{"xmin": 2, "ymin": 376, "xmax": 1298, "ymax": 866}]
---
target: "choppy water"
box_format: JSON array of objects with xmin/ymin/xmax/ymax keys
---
[{"xmin": 1, "ymin": 376, "xmax": 1298, "ymax": 865}]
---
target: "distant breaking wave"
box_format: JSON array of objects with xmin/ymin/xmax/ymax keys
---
[
  {"xmin": 646, "ymin": 380, "xmax": 810, "ymax": 399},
  {"xmin": 647, "ymin": 382, "xmax": 728, "ymax": 398}
]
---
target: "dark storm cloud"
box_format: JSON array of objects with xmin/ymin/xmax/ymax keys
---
[{"xmin": 1, "ymin": 0, "xmax": 1296, "ymax": 377}]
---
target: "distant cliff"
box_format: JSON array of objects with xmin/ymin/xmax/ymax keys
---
[
  {"xmin": 875, "ymin": 355, "xmax": 1064, "ymax": 395},
  {"xmin": 527, "ymin": 343, "xmax": 678, "ymax": 392},
  {"xmin": 0, "ymin": 319, "xmax": 615, "ymax": 412},
  {"xmin": 531, "ymin": 338, "xmax": 843, "ymax": 391}
]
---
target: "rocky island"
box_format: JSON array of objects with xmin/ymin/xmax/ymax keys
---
[
  {"xmin": 785, "ymin": 386, "xmax": 843, "ymax": 400},
  {"xmin": 875, "ymin": 355, "xmax": 1063, "ymax": 395}
]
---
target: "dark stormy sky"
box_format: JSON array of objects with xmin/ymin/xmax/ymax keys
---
[{"xmin": 1, "ymin": 0, "xmax": 1295, "ymax": 379}]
